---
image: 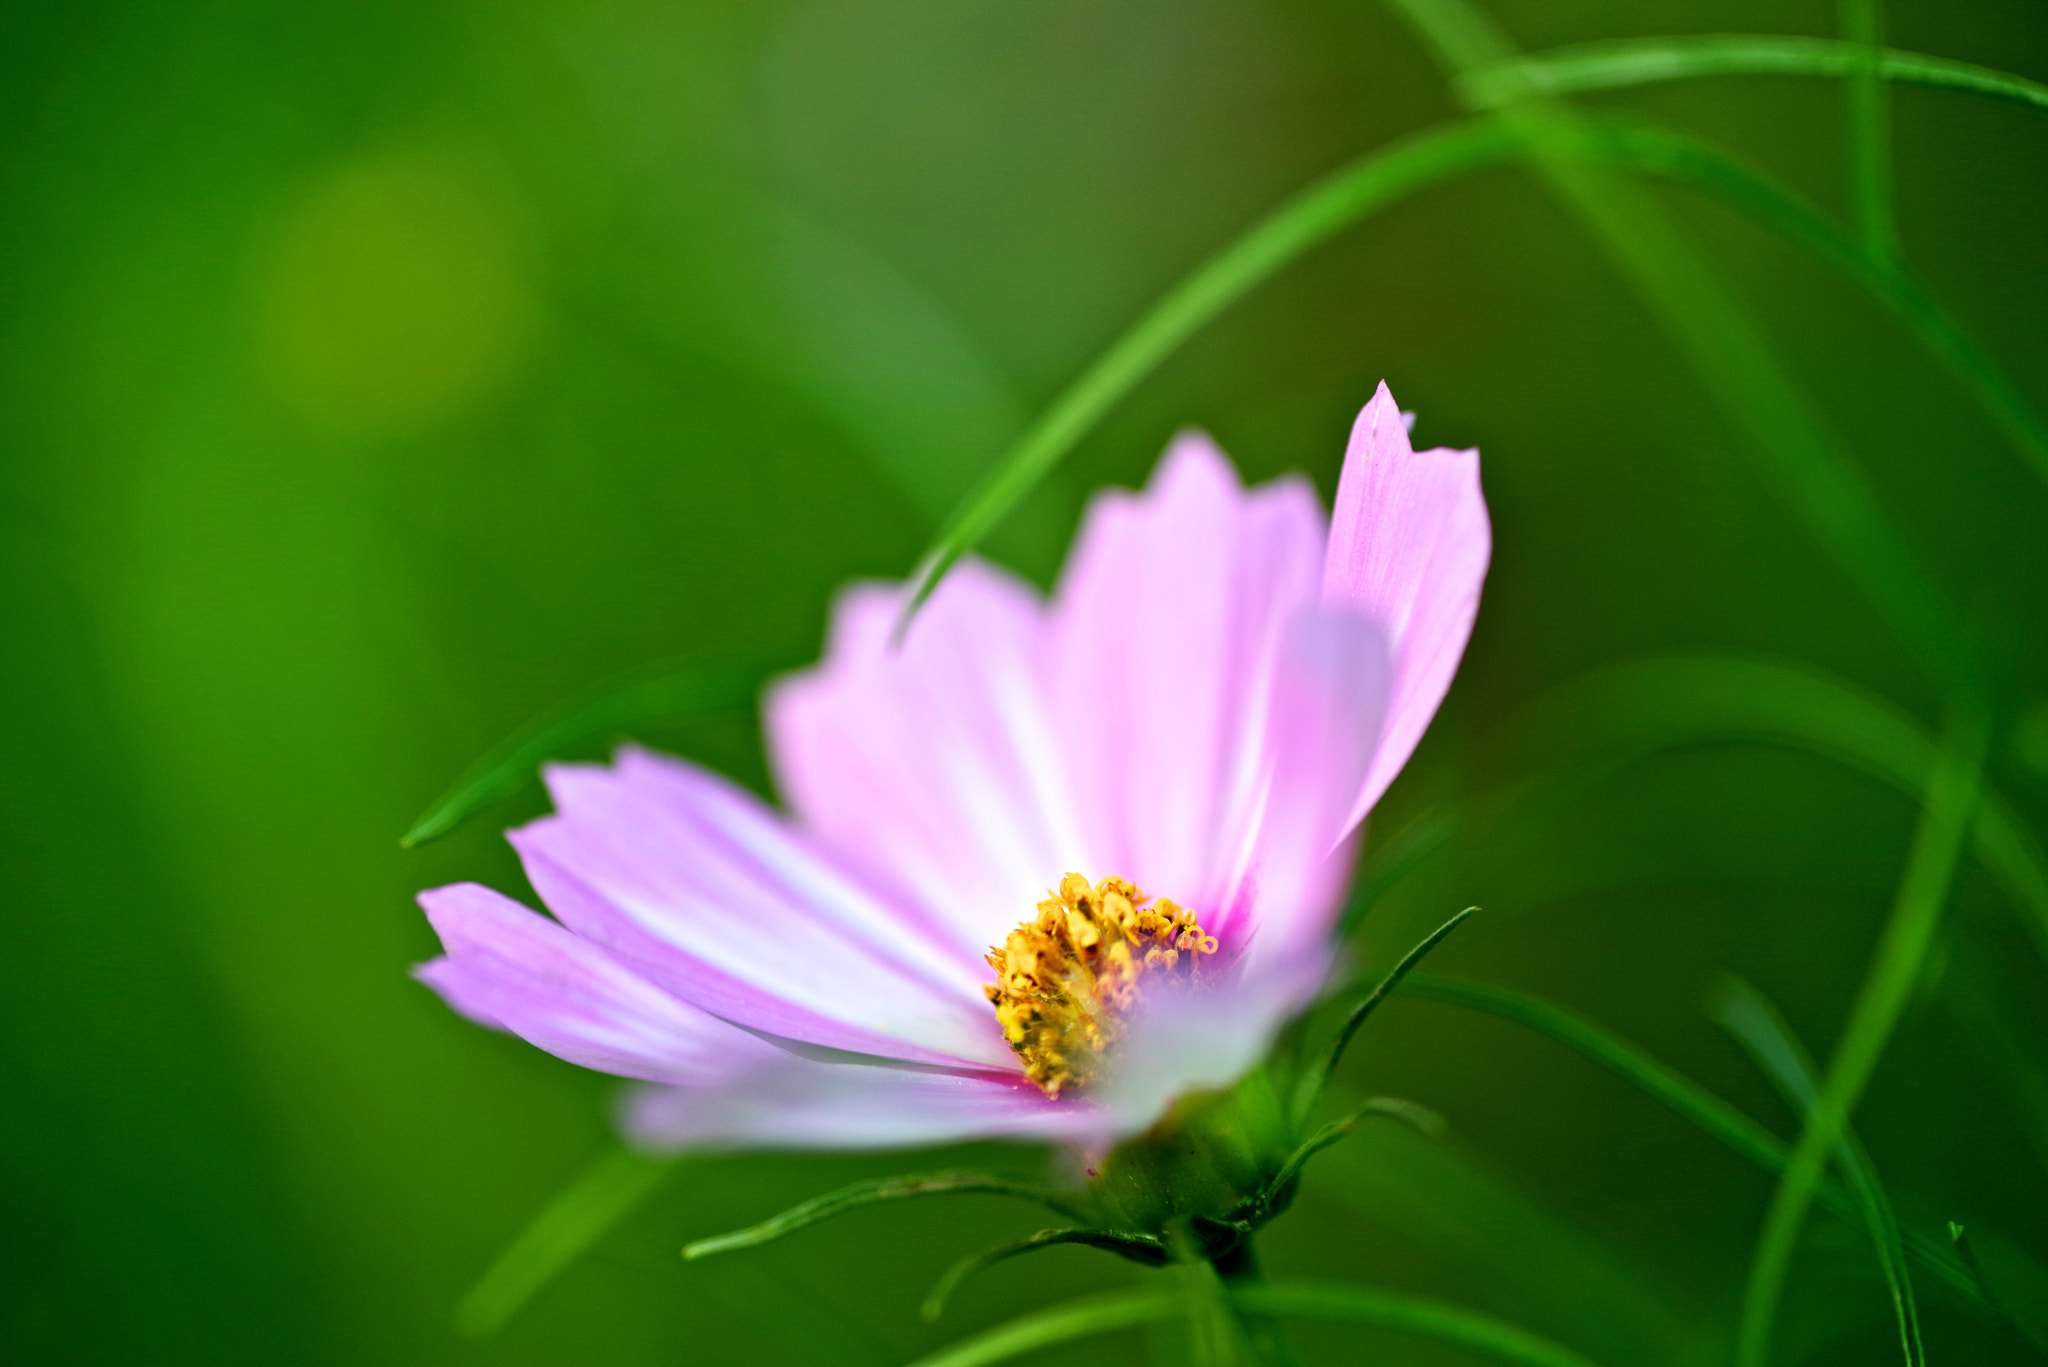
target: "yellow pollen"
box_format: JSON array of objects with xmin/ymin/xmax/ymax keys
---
[{"xmin": 983, "ymin": 872, "xmax": 1219, "ymax": 1099}]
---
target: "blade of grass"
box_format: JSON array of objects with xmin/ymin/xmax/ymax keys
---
[
  {"xmin": 682, "ymin": 1170, "xmax": 1088, "ymax": 1260},
  {"xmin": 1709, "ymin": 975, "xmax": 1923, "ymax": 1367},
  {"xmin": 1258, "ymin": 1097, "xmax": 1445, "ymax": 1214},
  {"xmin": 402, "ymin": 658, "xmax": 777, "ymax": 846},
  {"xmin": 1466, "ymin": 35, "xmax": 2048, "ymax": 114},
  {"xmin": 1527, "ymin": 654, "xmax": 2048, "ymax": 972},
  {"xmin": 1580, "ymin": 118, "xmax": 2048, "ymax": 488},
  {"xmin": 1234, "ymin": 1283, "xmax": 1608, "ymax": 1367},
  {"xmin": 1737, "ymin": 696, "xmax": 1987, "ymax": 1367},
  {"xmin": 1383, "ymin": 0, "xmax": 1963, "ymax": 684},
  {"xmin": 890, "ymin": 117, "xmax": 1518, "ymax": 633},
  {"xmin": 455, "ymin": 1148, "xmax": 678, "ymax": 1337},
  {"xmin": 902, "ymin": 1281, "xmax": 1613, "ymax": 1367},
  {"xmin": 1296, "ymin": 906, "xmax": 1475, "ymax": 1126},
  {"xmin": 1839, "ymin": 0, "xmax": 1897, "ymax": 267},
  {"xmin": 1393, "ymin": 972, "xmax": 1987, "ymax": 1310},
  {"xmin": 922, "ymin": 1229, "xmax": 1169, "ymax": 1322}
]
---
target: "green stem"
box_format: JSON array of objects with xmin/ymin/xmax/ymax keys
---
[
  {"xmin": 1380, "ymin": 0, "xmax": 1963, "ymax": 684},
  {"xmin": 1736, "ymin": 698, "xmax": 1988, "ymax": 1366},
  {"xmin": 893, "ymin": 117, "xmax": 1518, "ymax": 631},
  {"xmin": 1469, "ymin": 36, "xmax": 2048, "ymax": 115},
  {"xmin": 1840, "ymin": 0, "xmax": 1898, "ymax": 267}
]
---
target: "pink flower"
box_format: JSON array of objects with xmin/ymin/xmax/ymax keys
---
[{"xmin": 417, "ymin": 384, "xmax": 1489, "ymax": 1153}]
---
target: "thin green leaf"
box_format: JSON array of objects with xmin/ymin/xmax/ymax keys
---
[
  {"xmin": 1259, "ymin": 1097, "xmax": 1445, "ymax": 1214},
  {"xmin": 1467, "ymin": 35, "xmax": 2048, "ymax": 114},
  {"xmin": 1838, "ymin": 1, "xmax": 1897, "ymax": 267},
  {"xmin": 904, "ymin": 1279, "xmax": 1620, "ymax": 1367},
  {"xmin": 1394, "ymin": 972, "xmax": 1986, "ymax": 1310},
  {"xmin": 1527, "ymin": 654, "xmax": 2048, "ymax": 975},
  {"xmin": 890, "ymin": 117, "xmax": 1519, "ymax": 634},
  {"xmin": 456, "ymin": 1148, "xmax": 677, "ymax": 1338},
  {"xmin": 1297, "ymin": 906, "xmax": 1475, "ymax": 1126},
  {"xmin": 922, "ymin": 1228, "xmax": 1168, "ymax": 1322},
  {"xmin": 402, "ymin": 659, "xmax": 775, "ymax": 846},
  {"xmin": 1738, "ymin": 697, "xmax": 1988, "ymax": 1367},
  {"xmin": 1235, "ymin": 1282, "xmax": 1609, "ymax": 1367},
  {"xmin": 1384, "ymin": 0, "xmax": 1964, "ymax": 684},
  {"xmin": 681, "ymin": 1170, "xmax": 1088, "ymax": 1261},
  {"xmin": 1167, "ymin": 1225, "xmax": 1249, "ymax": 1367},
  {"xmin": 1580, "ymin": 118, "xmax": 2048, "ymax": 492},
  {"xmin": 1949, "ymin": 1224, "xmax": 2048, "ymax": 1355},
  {"xmin": 903, "ymin": 1287, "xmax": 1181, "ymax": 1367},
  {"xmin": 1709, "ymin": 975, "xmax": 1924, "ymax": 1367}
]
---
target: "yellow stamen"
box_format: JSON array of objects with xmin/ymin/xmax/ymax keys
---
[{"xmin": 983, "ymin": 872, "xmax": 1218, "ymax": 1099}]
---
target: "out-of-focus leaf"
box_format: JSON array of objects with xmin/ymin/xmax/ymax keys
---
[
  {"xmin": 901, "ymin": 1281, "xmax": 1611, "ymax": 1367},
  {"xmin": 682, "ymin": 1171, "xmax": 1088, "ymax": 1261},
  {"xmin": 1836, "ymin": 0, "xmax": 1897, "ymax": 268},
  {"xmin": 1708, "ymin": 975, "xmax": 1924, "ymax": 1367},
  {"xmin": 1305, "ymin": 1112, "xmax": 1697, "ymax": 1363},
  {"xmin": 1385, "ymin": 0, "xmax": 1964, "ymax": 683},
  {"xmin": 1737, "ymin": 698, "xmax": 1986, "ymax": 1367},
  {"xmin": 456, "ymin": 1148, "xmax": 679, "ymax": 1338},
  {"xmin": 1582, "ymin": 118, "xmax": 2048, "ymax": 489},
  {"xmin": 893, "ymin": 116, "xmax": 1519, "ymax": 632},
  {"xmin": 1236, "ymin": 1283, "xmax": 1608, "ymax": 1367},
  {"xmin": 401, "ymin": 658, "xmax": 777, "ymax": 847},
  {"xmin": 921, "ymin": 1229, "xmax": 1168, "ymax": 1323},
  {"xmin": 1394, "ymin": 973, "xmax": 1988, "ymax": 1311},
  {"xmin": 1528, "ymin": 654, "xmax": 2048, "ymax": 965},
  {"xmin": 1467, "ymin": 35, "xmax": 2048, "ymax": 113}
]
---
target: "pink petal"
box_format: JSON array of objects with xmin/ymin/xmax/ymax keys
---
[
  {"xmin": 621, "ymin": 1063, "xmax": 1105, "ymax": 1153},
  {"xmin": 1322, "ymin": 383, "xmax": 1491, "ymax": 829},
  {"xmin": 516, "ymin": 749, "xmax": 1012, "ymax": 1069},
  {"xmin": 416, "ymin": 882, "xmax": 779, "ymax": 1087},
  {"xmin": 1047, "ymin": 432, "xmax": 1330, "ymax": 929},
  {"xmin": 765, "ymin": 560, "xmax": 1100, "ymax": 962}
]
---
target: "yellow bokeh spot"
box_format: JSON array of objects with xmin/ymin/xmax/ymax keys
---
[{"xmin": 254, "ymin": 145, "xmax": 535, "ymax": 437}]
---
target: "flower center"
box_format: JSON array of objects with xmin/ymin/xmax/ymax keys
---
[{"xmin": 983, "ymin": 872, "xmax": 1218, "ymax": 1099}]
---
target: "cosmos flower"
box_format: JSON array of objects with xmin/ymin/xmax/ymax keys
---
[{"xmin": 416, "ymin": 383, "xmax": 1489, "ymax": 1154}]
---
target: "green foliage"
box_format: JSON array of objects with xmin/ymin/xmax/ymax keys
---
[{"xmin": 8, "ymin": 2, "xmax": 2047, "ymax": 1364}]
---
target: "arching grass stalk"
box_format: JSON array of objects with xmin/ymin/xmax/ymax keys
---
[
  {"xmin": 1839, "ymin": 0, "xmax": 1897, "ymax": 267},
  {"xmin": 1736, "ymin": 697, "xmax": 1988, "ymax": 1366},
  {"xmin": 1465, "ymin": 35, "xmax": 2048, "ymax": 114},
  {"xmin": 1378, "ymin": 0, "xmax": 1962, "ymax": 685},
  {"xmin": 888, "ymin": 117, "xmax": 1518, "ymax": 635}
]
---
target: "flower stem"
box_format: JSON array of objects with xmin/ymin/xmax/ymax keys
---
[{"xmin": 1212, "ymin": 1239, "xmax": 1301, "ymax": 1367}]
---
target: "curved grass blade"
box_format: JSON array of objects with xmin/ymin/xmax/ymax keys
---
[
  {"xmin": 1258, "ymin": 1097, "xmax": 1445, "ymax": 1216},
  {"xmin": 1385, "ymin": 0, "xmax": 1963, "ymax": 684},
  {"xmin": 1527, "ymin": 653, "xmax": 2048, "ymax": 968},
  {"xmin": 1839, "ymin": 1, "xmax": 1897, "ymax": 267},
  {"xmin": 1235, "ymin": 1282, "xmax": 1608, "ymax": 1367},
  {"xmin": 1737, "ymin": 697, "xmax": 1987, "ymax": 1367},
  {"xmin": 402, "ymin": 658, "xmax": 779, "ymax": 847},
  {"xmin": 1393, "ymin": 972, "xmax": 1986, "ymax": 1311},
  {"xmin": 456, "ymin": 1148, "xmax": 678, "ymax": 1337},
  {"xmin": 1709, "ymin": 975, "xmax": 1923, "ymax": 1367},
  {"xmin": 922, "ymin": 1229, "xmax": 1168, "ymax": 1322},
  {"xmin": 1467, "ymin": 35, "xmax": 2048, "ymax": 114},
  {"xmin": 682, "ymin": 1170, "xmax": 1088, "ymax": 1261},
  {"xmin": 1338, "ymin": 807, "xmax": 1455, "ymax": 936},
  {"xmin": 904, "ymin": 1287, "xmax": 1180, "ymax": 1367},
  {"xmin": 891, "ymin": 117, "xmax": 1518, "ymax": 634},
  {"xmin": 1296, "ymin": 906, "xmax": 1475, "ymax": 1126},
  {"xmin": 903, "ymin": 1281, "xmax": 1611, "ymax": 1367},
  {"xmin": 1581, "ymin": 118, "xmax": 2048, "ymax": 490},
  {"xmin": 1949, "ymin": 1224, "xmax": 2048, "ymax": 1355}
]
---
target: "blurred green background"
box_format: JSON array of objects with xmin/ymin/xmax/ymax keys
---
[{"xmin": 5, "ymin": 1, "xmax": 2046, "ymax": 1363}]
